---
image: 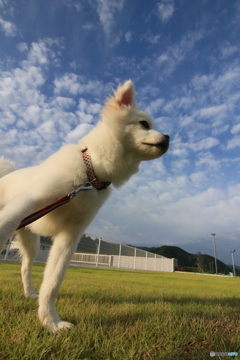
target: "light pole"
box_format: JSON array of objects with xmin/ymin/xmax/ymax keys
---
[
  {"xmin": 211, "ymin": 233, "xmax": 218, "ymax": 274},
  {"xmin": 229, "ymin": 250, "xmax": 236, "ymax": 276}
]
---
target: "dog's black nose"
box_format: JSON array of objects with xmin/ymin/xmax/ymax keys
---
[
  {"xmin": 164, "ymin": 134, "xmax": 170, "ymax": 145},
  {"xmin": 163, "ymin": 134, "xmax": 170, "ymax": 152}
]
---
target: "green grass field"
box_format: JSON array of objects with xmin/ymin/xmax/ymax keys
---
[{"xmin": 0, "ymin": 262, "xmax": 240, "ymax": 360}]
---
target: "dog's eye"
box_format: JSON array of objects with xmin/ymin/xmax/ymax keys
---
[{"xmin": 139, "ymin": 121, "xmax": 150, "ymax": 130}]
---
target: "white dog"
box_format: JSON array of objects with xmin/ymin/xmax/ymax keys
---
[{"xmin": 0, "ymin": 81, "xmax": 169, "ymax": 332}]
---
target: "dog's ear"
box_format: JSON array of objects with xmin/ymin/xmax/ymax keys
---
[{"xmin": 114, "ymin": 80, "xmax": 136, "ymax": 107}]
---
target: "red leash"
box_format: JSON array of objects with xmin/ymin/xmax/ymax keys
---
[
  {"xmin": 16, "ymin": 148, "xmax": 111, "ymax": 231},
  {"xmin": 17, "ymin": 195, "xmax": 71, "ymax": 230},
  {"xmin": 16, "ymin": 183, "xmax": 94, "ymax": 230}
]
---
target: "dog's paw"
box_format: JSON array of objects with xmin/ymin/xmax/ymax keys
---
[
  {"xmin": 41, "ymin": 319, "xmax": 74, "ymax": 332},
  {"xmin": 48, "ymin": 321, "xmax": 74, "ymax": 333},
  {"xmin": 55, "ymin": 321, "xmax": 74, "ymax": 332},
  {"xmin": 38, "ymin": 307, "xmax": 74, "ymax": 332}
]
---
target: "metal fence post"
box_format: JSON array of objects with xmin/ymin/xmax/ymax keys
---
[
  {"xmin": 96, "ymin": 237, "xmax": 101, "ymax": 267},
  {"xmin": 118, "ymin": 243, "xmax": 122, "ymax": 269},
  {"xmin": 146, "ymin": 251, "xmax": 148, "ymax": 271},
  {"xmin": 134, "ymin": 247, "xmax": 136, "ymax": 270}
]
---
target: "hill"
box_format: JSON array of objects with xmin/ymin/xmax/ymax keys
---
[{"xmin": 140, "ymin": 245, "xmax": 231, "ymax": 274}]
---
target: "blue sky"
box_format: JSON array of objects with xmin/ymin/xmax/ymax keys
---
[{"xmin": 1, "ymin": 0, "xmax": 240, "ymax": 266}]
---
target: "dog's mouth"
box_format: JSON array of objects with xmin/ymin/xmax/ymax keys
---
[{"xmin": 142, "ymin": 135, "xmax": 170, "ymax": 153}]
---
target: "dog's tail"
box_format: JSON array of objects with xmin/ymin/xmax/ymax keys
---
[{"xmin": 0, "ymin": 157, "xmax": 15, "ymax": 178}]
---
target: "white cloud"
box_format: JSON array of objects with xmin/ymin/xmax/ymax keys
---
[
  {"xmin": 95, "ymin": 0, "xmax": 125, "ymax": 37},
  {"xmin": 145, "ymin": 98, "xmax": 165, "ymax": 116},
  {"xmin": 54, "ymin": 73, "xmax": 104, "ymax": 96},
  {"xmin": 78, "ymin": 99, "xmax": 101, "ymax": 115},
  {"xmin": 212, "ymin": 124, "xmax": 229, "ymax": 136},
  {"xmin": 157, "ymin": 0, "xmax": 175, "ymax": 23},
  {"xmin": 171, "ymin": 158, "xmax": 189, "ymax": 172},
  {"xmin": 51, "ymin": 97, "xmax": 76, "ymax": 110},
  {"xmin": 189, "ymin": 171, "xmax": 206, "ymax": 187},
  {"xmin": 17, "ymin": 43, "xmax": 28, "ymax": 52},
  {"xmin": 189, "ymin": 137, "xmax": 220, "ymax": 152},
  {"xmin": 23, "ymin": 38, "xmax": 63, "ymax": 67},
  {"xmin": 0, "ymin": 0, "xmax": 15, "ymax": 16},
  {"xmin": 76, "ymin": 111, "xmax": 94, "ymax": 124},
  {"xmin": 196, "ymin": 104, "xmax": 227, "ymax": 119},
  {"xmin": 0, "ymin": 66, "xmax": 45, "ymax": 112},
  {"xmin": 0, "ymin": 16, "xmax": 17, "ymax": 36},
  {"xmin": 196, "ymin": 152, "xmax": 222, "ymax": 170},
  {"xmin": 231, "ymin": 123, "xmax": 240, "ymax": 134},
  {"xmin": 219, "ymin": 42, "xmax": 238, "ymax": 59},
  {"xmin": 226, "ymin": 136, "xmax": 240, "ymax": 150},
  {"xmin": 215, "ymin": 66, "xmax": 240, "ymax": 90},
  {"xmin": 191, "ymin": 73, "xmax": 214, "ymax": 91},
  {"xmin": 157, "ymin": 29, "xmax": 204, "ymax": 79},
  {"xmin": 54, "ymin": 73, "xmax": 80, "ymax": 95},
  {"xmin": 64, "ymin": 0, "xmax": 82, "ymax": 12},
  {"xmin": 143, "ymin": 30, "xmax": 161, "ymax": 45},
  {"xmin": 125, "ymin": 31, "xmax": 132, "ymax": 43},
  {"xmin": 170, "ymin": 136, "xmax": 189, "ymax": 157},
  {"xmin": 181, "ymin": 116, "xmax": 193, "ymax": 127},
  {"xmin": 82, "ymin": 23, "xmax": 96, "ymax": 31},
  {"xmin": 24, "ymin": 105, "xmax": 41, "ymax": 125},
  {"xmin": 65, "ymin": 123, "xmax": 94, "ymax": 144},
  {"xmin": 192, "ymin": 66, "xmax": 240, "ymax": 103},
  {"xmin": 109, "ymin": 33, "xmax": 122, "ymax": 47},
  {"xmin": 37, "ymin": 120, "xmax": 58, "ymax": 142}
]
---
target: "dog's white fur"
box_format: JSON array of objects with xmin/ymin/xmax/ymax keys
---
[{"xmin": 0, "ymin": 81, "xmax": 169, "ymax": 332}]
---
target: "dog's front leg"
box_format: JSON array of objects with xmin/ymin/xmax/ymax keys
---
[{"xmin": 38, "ymin": 229, "xmax": 81, "ymax": 332}]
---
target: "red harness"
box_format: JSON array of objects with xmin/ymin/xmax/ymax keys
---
[{"xmin": 16, "ymin": 148, "xmax": 111, "ymax": 230}]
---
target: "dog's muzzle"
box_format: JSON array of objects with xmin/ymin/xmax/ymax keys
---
[{"xmin": 143, "ymin": 134, "xmax": 170, "ymax": 154}]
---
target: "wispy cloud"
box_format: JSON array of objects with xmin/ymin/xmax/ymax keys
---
[
  {"xmin": 157, "ymin": 29, "xmax": 204, "ymax": 79},
  {"xmin": 54, "ymin": 73, "xmax": 104, "ymax": 96},
  {"xmin": 63, "ymin": 0, "xmax": 82, "ymax": 12},
  {"xmin": 195, "ymin": 104, "xmax": 227, "ymax": 119},
  {"xmin": 231, "ymin": 122, "xmax": 240, "ymax": 134},
  {"xmin": 189, "ymin": 137, "xmax": 220, "ymax": 152},
  {"xmin": 157, "ymin": 0, "xmax": 175, "ymax": 23},
  {"xmin": 0, "ymin": 16, "xmax": 17, "ymax": 36},
  {"xmin": 219, "ymin": 42, "xmax": 239, "ymax": 59},
  {"xmin": 226, "ymin": 136, "xmax": 240, "ymax": 150},
  {"xmin": 125, "ymin": 31, "xmax": 132, "ymax": 43},
  {"xmin": 143, "ymin": 30, "xmax": 161, "ymax": 45},
  {"xmin": 94, "ymin": 0, "xmax": 125, "ymax": 38}
]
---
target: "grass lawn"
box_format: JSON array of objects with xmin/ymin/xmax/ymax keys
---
[{"xmin": 0, "ymin": 261, "xmax": 240, "ymax": 360}]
